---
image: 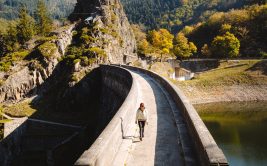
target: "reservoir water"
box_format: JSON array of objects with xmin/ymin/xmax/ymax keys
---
[{"xmin": 195, "ymin": 102, "xmax": 267, "ymax": 166}]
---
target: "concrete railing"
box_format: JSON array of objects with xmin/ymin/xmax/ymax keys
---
[
  {"xmin": 75, "ymin": 65, "xmax": 139, "ymax": 166},
  {"xmin": 122, "ymin": 65, "xmax": 228, "ymax": 166}
]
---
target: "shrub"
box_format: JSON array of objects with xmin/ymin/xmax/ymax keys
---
[
  {"xmin": 0, "ymin": 61, "xmax": 12, "ymax": 72},
  {"xmin": 73, "ymin": 58, "xmax": 81, "ymax": 64},
  {"xmin": 0, "ymin": 50, "xmax": 30, "ymax": 71},
  {"xmin": 37, "ymin": 42, "xmax": 57, "ymax": 58},
  {"xmin": 260, "ymin": 51, "xmax": 267, "ymax": 58}
]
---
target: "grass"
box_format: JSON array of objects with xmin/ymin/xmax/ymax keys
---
[
  {"xmin": 1, "ymin": 101, "xmax": 37, "ymax": 117},
  {"xmin": 175, "ymin": 60, "xmax": 267, "ymax": 88},
  {"xmin": 0, "ymin": 108, "xmax": 12, "ymax": 140}
]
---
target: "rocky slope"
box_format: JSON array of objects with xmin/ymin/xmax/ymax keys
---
[
  {"xmin": 0, "ymin": 0, "xmax": 137, "ymax": 104},
  {"xmin": 174, "ymin": 60, "xmax": 267, "ymax": 104},
  {"xmin": 69, "ymin": 0, "xmax": 137, "ymax": 64},
  {"xmin": 0, "ymin": 24, "xmax": 75, "ymax": 103},
  {"xmin": 180, "ymin": 84, "xmax": 267, "ymax": 104}
]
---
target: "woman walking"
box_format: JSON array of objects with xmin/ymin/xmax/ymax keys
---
[{"xmin": 135, "ymin": 103, "xmax": 148, "ymax": 141}]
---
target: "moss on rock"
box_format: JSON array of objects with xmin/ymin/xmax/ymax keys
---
[{"xmin": 37, "ymin": 42, "xmax": 58, "ymax": 58}]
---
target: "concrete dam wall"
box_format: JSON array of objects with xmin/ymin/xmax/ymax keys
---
[
  {"xmin": 1, "ymin": 65, "xmax": 228, "ymax": 165},
  {"xmin": 75, "ymin": 65, "xmax": 228, "ymax": 166},
  {"xmin": 0, "ymin": 65, "xmax": 135, "ymax": 166}
]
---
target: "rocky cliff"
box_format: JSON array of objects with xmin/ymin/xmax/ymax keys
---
[
  {"xmin": 0, "ymin": 24, "xmax": 75, "ymax": 103},
  {"xmin": 0, "ymin": 0, "xmax": 137, "ymax": 104},
  {"xmin": 69, "ymin": 0, "xmax": 137, "ymax": 64}
]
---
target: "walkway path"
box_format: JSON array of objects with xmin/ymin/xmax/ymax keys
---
[{"xmin": 112, "ymin": 69, "xmax": 196, "ymax": 166}]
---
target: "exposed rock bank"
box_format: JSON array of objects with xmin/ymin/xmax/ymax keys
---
[{"xmin": 180, "ymin": 84, "xmax": 267, "ymax": 104}]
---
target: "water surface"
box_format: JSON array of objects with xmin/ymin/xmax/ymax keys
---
[{"xmin": 195, "ymin": 102, "xmax": 267, "ymax": 166}]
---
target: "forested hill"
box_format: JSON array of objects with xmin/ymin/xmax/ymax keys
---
[
  {"xmin": 121, "ymin": 0, "xmax": 264, "ymax": 31},
  {"xmin": 0, "ymin": 0, "xmax": 76, "ymax": 20}
]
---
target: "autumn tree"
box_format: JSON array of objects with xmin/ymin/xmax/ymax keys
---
[
  {"xmin": 36, "ymin": 0, "xmax": 52, "ymax": 36},
  {"xmin": 173, "ymin": 32, "xmax": 197, "ymax": 58},
  {"xmin": 138, "ymin": 39, "xmax": 150, "ymax": 54},
  {"xmin": 16, "ymin": 6, "xmax": 36, "ymax": 44},
  {"xmin": 211, "ymin": 32, "xmax": 240, "ymax": 58},
  {"xmin": 131, "ymin": 24, "xmax": 151, "ymax": 55},
  {"xmin": 220, "ymin": 24, "xmax": 232, "ymax": 34},
  {"xmin": 148, "ymin": 29, "xmax": 174, "ymax": 61},
  {"xmin": 201, "ymin": 44, "xmax": 212, "ymax": 57}
]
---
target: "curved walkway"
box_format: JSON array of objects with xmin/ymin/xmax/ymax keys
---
[{"xmin": 112, "ymin": 69, "xmax": 197, "ymax": 166}]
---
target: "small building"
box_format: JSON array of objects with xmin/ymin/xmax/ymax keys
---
[{"xmin": 175, "ymin": 67, "xmax": 194, "ymax": 81}]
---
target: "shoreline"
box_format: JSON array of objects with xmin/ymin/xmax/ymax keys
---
[
  {"xmin": 177, "ymin": 84, "xmax": 267, "ymax": 105},
  {"xmin": 191, "ymin": 99, "xmax": 267, "ymax": 105}
]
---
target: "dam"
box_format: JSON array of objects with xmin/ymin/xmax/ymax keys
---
[
  {"xmin": 75, "ymin": 65, "xmax": 228, "ymax": 166},
  {"xmin": 0, "ymin": 65, "xmax": 228, "ymax": 166}
]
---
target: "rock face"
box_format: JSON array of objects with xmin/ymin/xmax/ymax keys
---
[
  {"xmin": 0, "ymin": 24, "xmax": 75, "ymax": 103},
  {"xmin": 69, "ymin": 0, "xmax": 137, "ymax": 64},
  {"xmin": 0, "ymin": 0, "xmax": 137, "ymax": 103}
]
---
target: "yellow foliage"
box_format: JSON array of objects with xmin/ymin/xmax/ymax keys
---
[{"xmin": 149, "ymin": 29, "xmax": 174, "ymax": 53}]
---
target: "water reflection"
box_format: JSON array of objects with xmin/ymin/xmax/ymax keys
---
[{"xmin": 195, "ymin": 102, "xmax": 267, "ymax": 166}]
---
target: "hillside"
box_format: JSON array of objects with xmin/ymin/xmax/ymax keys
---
[
  {"xmin": 175, "ymin": 60, "xmax": 267, "ymax": 104},
  {"xmin": 121, "ymin": 0, "xmax": 262, "ymax": 31},
  {"xmin": 0, "ymin": 0, "xmax": 76, "ymax": 20},
  {"xmin": 0, "ymin": 0, "xmax": 136, "ymax": 118}
]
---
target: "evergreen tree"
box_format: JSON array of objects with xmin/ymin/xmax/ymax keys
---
[
  {"xmin": 36, "ymin": 0, "xmax": 52, "ymax": 36},
  {"xmin": 16, "ymin": 6, "xmax": 36, "ymax": 44},
  {"xmin": 0, "ymin": 34, "xmax": 5, "ymax": 56},
  {"xmin": 0, "ymin": 22, "xmax": 21, "ymax": 56}
]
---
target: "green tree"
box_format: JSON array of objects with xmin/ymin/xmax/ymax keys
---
[
  {"xmin": 36, "ymin": 0, "xmax": 52, "ymax": 36},
  {"xmin": 148, "ymin": 29, "xmax": 174, "ymax": 61},
  {"xmin": 1, "ymin": 24, "xmax": 20, "ymax": 52},
  {"xmin": 211, "ymin": 32, "xmax": 240, "ymax": 58},
  {"xmin": 16, "ymin": 6, "xmax": 36, "ymax": 44},
  {"xmin": 0, "ymin": 34, "xmax": 5, "ymax": 56},
  {"xmin": 173, "ymin": 32, "xmax": 197, "ymax": 58}
]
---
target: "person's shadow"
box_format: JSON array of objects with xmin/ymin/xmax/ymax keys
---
[{"xmin": 120, "ymin": 117, "xmax": 141, "ymax": 143}]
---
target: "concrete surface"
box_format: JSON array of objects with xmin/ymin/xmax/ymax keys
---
[
  {"xmin": 119, "ymin": 71, "xmax": 186, "ymax": 166},
  {"xmin": 75, "ymin": 65, "xmax": 228, "ymax": 166},
  {"xmin": 123, "ymin": 65, "xmax": 228, "ymax": 166}
]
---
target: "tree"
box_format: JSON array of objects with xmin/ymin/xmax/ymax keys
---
[
  {"xmin": 5, "ymin": 24, "xmax": 21, "ymax": 53},
  {"xmin": 138, "ymin": 39, "xmax": 150, "ymax": 54},
  {"xmin": 0, "ymin": 34, "xmax": 5, "ymax": 56},
  {"xmin": 220, "ymin": 24, "xmax": 232, "ymax": 34},
  {"xmin": 201, "ymin": 44, "xmax": 212, "ymax": 57},
  {"xmin": 148, "ymin": 29, "xmax": 174, "ymax": 61},
  {"xmin": 211, "ymin": 32, "xmax": 240, "ymax": 58},
  {"xmin": 36, "ymin": 0, "xmax": 52, "ymax": 36},
  {"xmin": 16, "ymin": 6, "xmax": 36, "ymax": 44},
  {"xmin": 173, "ymin": 32, "xmax": 197, "ymax": 58}
]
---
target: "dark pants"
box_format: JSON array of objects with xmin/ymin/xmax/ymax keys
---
[{"xmin": 138, "ymin": 120, "xmax": 146, "ymax": 138}]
